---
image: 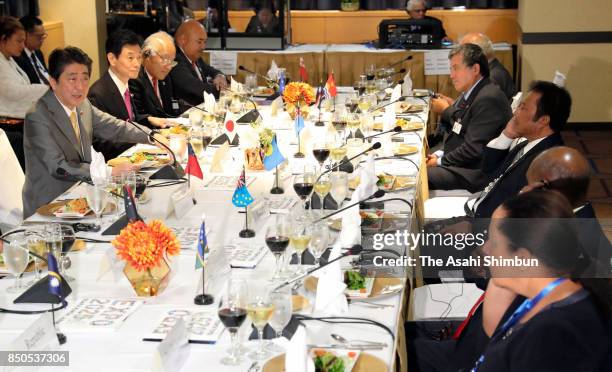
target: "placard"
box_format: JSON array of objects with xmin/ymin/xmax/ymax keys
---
[
  {"xmin": 424, "ymin": 49, "xmax": 451, "ymax": 75},
  {"xmin": 153, "ymin": 318, "xmax": 190, "ymax": 372},
  {"xmin": 209, "ymin": 51, "xmax": 237, "ymax": 76},
  {"xmin": 57, "ymin": 298, "xmax": 144, "ymax": 332},
  {"xmin": 143, "ymin": 309, "xmax": 224, "ymax": 344}
]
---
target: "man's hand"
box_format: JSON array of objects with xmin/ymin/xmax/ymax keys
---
[
  {"xmin": 502, "ymin": 116, "xmax": 520, "ymax": 139},
  {"xmin": 213, "ymin": 74, "xmax": 228, "ymax": 91},
  {"xmin": 147, "ymin": 116, "xmax": 171, "ymax": 128},
  {"xmin": 431, "ymin": 96, "xmax": 451, "ymax": 114},
  {"xmin": 426, "ymin": 154, "xmax": 439, "ymax": 167}
]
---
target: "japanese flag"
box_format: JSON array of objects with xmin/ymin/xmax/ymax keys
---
[{"xmin": 224, "ymin": 111, "xmax": 238, "ymax": 143}]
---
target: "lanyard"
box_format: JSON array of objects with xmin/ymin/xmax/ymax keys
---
[{"xmin": 470, "ymin": 278, "xmax": 568, "ymax": 372}]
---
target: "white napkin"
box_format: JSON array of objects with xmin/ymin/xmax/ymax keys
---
[
  {"xmin": 391, "ymin": 83, "xmax": 402, "ymax": 102},
  {"xmin": 267, "ymin": 59, "xmax": 279, "ymax": 81},
  {"xmin": 356, "ymin": 154, "xmax": 378, "ymax": 200},
  {"xmin": 285, "ymin": 326, "xmax": 315, "ymax": 372},
  {"xmin": 552, "ymin": 70, "xmax": 566, "ymax": 87},
  {"xmin": 314, "ymin": 241, "xmax": 349, "ymax": 315},
  {"xmin": 383, "ymin": 103, "xmax": 396, "ymax": 132},
  {"xmin": 204, "ymin": 92, "xmax": 216, "ymax": 113},
  {"xmin": 230, "ymin": 77, "xmax": 244, "ymax": 93},
  {"xmin": 90, "ymin": 146, "xmax": 108, "ymax": 185},
  {"xmin": 402, "ymin": 69, "xmax": 413, "ymax": 96}
]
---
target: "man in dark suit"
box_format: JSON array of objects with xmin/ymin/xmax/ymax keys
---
[
  {"xmin": 89, "ymin": 30, "xmax": 171, "ymax": 159},
  {"xmin": 461, "ymin": 32, "xmax": 515, "ymax": 101},
  {"xmin": 427, "ymin": 43, "xmax": 512, "ymax": 191},
  {"xmin": 405, "ymin": 0, "xmax": 448, "ymax": 42},
  {"xmin": 129, "ymin": 31, "xmax": 179, "ymax": 120},
  {"xmin": 14, "ymin": 15, "xmax": 49, "ymax": 85},
  {"xmin": 170, "ymin": 19, "xmax": 226, "ymax": 103},
  {"xmin": 22, "ymin": 47, "xmax": 167, "ymax": 218}
]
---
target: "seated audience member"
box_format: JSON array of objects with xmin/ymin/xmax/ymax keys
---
[
  {"xmin": 204, "ymin": 0, "xmax": 232, "ymax": 32},
  {"xmin": 461, "ymin": 33, "xmax": 515, "ymax": 100},
  {"xmin": 0, "ymin": 128, "xmax": 24, "ymax": 231},
  {"xmin": 427, "ymin": 43, "xmax": 512, "ymax": 191},
  {"xmin": 0, "ymin": 16, "xmax": 48, "ymax": 170},
  {"xmin": 522, "ymin": 146, "xmax": 611, "ymax": 278},
  {"xmin": 474, "ymin": 190, "xmax": 610, "ymax": 371},
  {"xmin": 15, "ymin": 15, "xmax": 49, "ymax": 85},
  {"xmin": 129, "ymin": 31, "xmax": 179, "ymax": 119},
  {"xmin": 405, "ymin": 0, "xmax": 447, "ymax": 42},
  {"xmin": 22, "ymin": 47, "xmax": 167, "ymax": 218},
  {"xmin": 246, "ymin": 1, "xmax": 282, "ymax": 34},
  {"xmin": 89, "ymin": 30, "xmax": 170, "ymax": 159},
  {"xmin": 170, "ymin": 19, "xmax": 226, "ymax": 104}
]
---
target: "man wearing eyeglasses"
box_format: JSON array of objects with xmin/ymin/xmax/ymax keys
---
[
  {"xmin": 405, "ymin": 0, "xmax": 448, "ymax": 41},
  {"xmin": 129, "ymin": 31, "xmax": 180, "ymax": 120},
  {"xmin": 15, "ymin": 15, "xmax": 50, "ymax": 85}
]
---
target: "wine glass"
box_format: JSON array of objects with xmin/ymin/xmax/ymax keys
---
[
  {"xmin": 59, "ymin": 225, "xmax": 76, "ymax": 282},
  {"xmin": 331, "ymin": 109, "xmax": 347, "ymax": 142},
  {"xmin": 365, "ymin": 64, "xmax": 375, "ymax": 81},
  {"xmin": 346, "ymin": 113, "xmax": 361, "ymax": 139},
  {"xmin": 358, "ymin": 94, "xmax": 372, "ymax": 114},
  {"xmin": 218, "ymin": 277, "xmax": 248, "ymax": 365},
  {"xmin": 289, "ymin": 223, "xmax": 312, "ymax": 275},
  {"xmin": 312, "ymin": 140, "xmax": 330, "ymax": 174},
  {"xmin": 375, "ymin": 79, "xmax": 387, "ymax": 103},
  {"xmin": 3, "ymin": 240, "xmax": 30, "ymax": 293},
  {"xmin": 245, "ymin": 73, "xmax": 257, "ymax": 97},
  {"xmin": 247, "ymin": 283, "xmax": 275, "ymax": 361},
  {"xmin": 265, "ymin": 217, "xmax": 291, "ymax": 282},
  {"xmin": 189, "ymin": 127, "xmax": 204, "ymax": 159},
  {"xmin": 25, "ymin": 227, "xmax": 45, "ymax": 281},
  {"xmin": 189, "ymin": 109, "xmax": 203, "ymax": 129},
  {"xmin": 308, "ymin": 222, "xmax": 329, "ymax": 267},
  {"xmin": 85, "ymin": 184, "xmax": 109, "ymax": 227},
  {"xmin": 329, "ymin": 142, "xmax": 347, "ymax": 171},
  {"xmin": 106, "ymin": 174, "xmax": 123, "ymax": 217},
  {"xmin": 44, "ymin": 223, "xmax": 62, "ymax": 265},
  {"xmin": 293, "ymin": 166, "xmax": 316, "ymax": 214},
  {"xmin": 330, "ymin": 172, "xmax": 348, "ymax": 208},
  {"xmin": 314, "ymin": 174, "xmax": 331, "ymax": 214},
  {"xmin": 267, "ymin": 287, "xmax": 292, "ymax": 352}
]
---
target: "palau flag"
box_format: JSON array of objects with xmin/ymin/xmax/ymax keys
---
[
  {"xmin": 185, "ymin": 143, "xmax": 203, "ymax": 179},
  {"xmin": 47, "ymin": 252, "xmax": 62, "ymax": 297},
  {"xmin": 195, "ymin": 220, "xmax": 207, "ymax": 269},
  {"xmin": 263, "ymin": 135, "xmax": 285, "ymax": 171},
  {"xmin": 232, "ymin": 167, "xmax": 254, "ymax": 208}
]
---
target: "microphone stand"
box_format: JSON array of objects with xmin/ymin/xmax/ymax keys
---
[
  {"xmin": 316, "ymin": 190, "xmax": 386, "ymax": 222},
  {"xmin": 368, "ymin": 96, "xmax": 407, "ymax": 114},
  {"xmin": 387, "ymin": 55, "xmax": 413, "ymax": 69},
  {"xmin": 316, "ymin": 142, "xmax": 381, "ymax": 182},
  {"xmin": 238, "ymin": 65, "xmax": 279, "ymax": 90}
]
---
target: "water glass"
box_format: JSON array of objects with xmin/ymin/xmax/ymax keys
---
[
  {"xmin": 308, "ymin": 222, "xmax": 329, "ymax": 267},
  {"xmin": 267, "ymin": 287, "xmax": 292, "ymax": 351},
  {"xmin": 86, "ymin": 184, "xmax": 109, "ymax": 227},
  {"xmin": 330, "ymin": 171, "xmax": 348, "ymax": 208},
  {"xmin": 3, "ymin": 240, "xmax": 29, "ymax": 293}
]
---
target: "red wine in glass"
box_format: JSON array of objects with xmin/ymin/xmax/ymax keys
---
[
  {"xmin": 313, "ymin": 148, "xmax": 330, "ymax": 165},
  {"xmin": 265, "ymin": 236, "xmax": 290, "ymax": 254},
  {"xmin": 218, "ymin": 307, "xmax": 248, "ymax": 330},
  {"xmin": 293, "ymin": 182, "xmax": 314, "ymax": 200}
]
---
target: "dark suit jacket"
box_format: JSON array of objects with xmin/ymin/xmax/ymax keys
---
[
  {"xmin": 424, "ymin": 15, "xmax": 447, "ymax": 40},
  {"xmin": 489, "ymin": 58, "xmax": 516, "ymax": 101},
  {"xmin": 88, "ymin": 71, "xmax": 150, "ymax": 159},
  {"xmin": 14, "ymin": 49, "xmax": 47, "ymax": 84},
  {"xmin": 245, "ymin": 15, "xmax": 282, "ymax": 34},
  {"xmin": 22, "ymin": 90, "xmax": 152, "ymax": 218},
  {"xmin": 474, "ymin": 133, "xmax": 564, "ymax": 218},
  {"xmin": 574, "ymin": 202, "xmax": 612, "ymax": 278},
  {"xmin": 129, "ymin": 66, "xmax": 177, "ymax": 119},
  {"xmin": 436, "ymin": 78, "xmax": 512, "ymax": 188},
  {"xmin": 169, "ymin": 46, "xmax": 223, "ymax": 104}
]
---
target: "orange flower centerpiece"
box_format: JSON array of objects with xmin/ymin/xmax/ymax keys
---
[
  {"xmin": 283, "ymin": 82, "xmax": 315, "ymax": 120},
  {"xmin": 113, "ymin": 220, "xmax": 180, "ymax": 296}
]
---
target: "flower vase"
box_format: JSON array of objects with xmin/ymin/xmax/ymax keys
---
[{"xmin": 123, "ymin": 258, "xmax": 171, "ymax": 297}]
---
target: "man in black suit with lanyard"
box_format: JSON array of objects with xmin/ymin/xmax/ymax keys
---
[
  {"xmin": 427, "ymin": 44, "xmax": 512, "ymax": 192},
  {"xmin": 89, "ymin": 30, "xmax": 172, "ymax": 159},
  {"xmin": 170, "ymin": 19, "xmax": 226, "ymax": 104},
  {"xmin": 14, "ymin": 15, "xmax": 49, "ymax": 86}
]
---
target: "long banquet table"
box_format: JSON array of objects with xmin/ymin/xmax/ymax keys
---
[{"xmin": 0, "ymin": 90, "xmax": 430, "ymax": 372}]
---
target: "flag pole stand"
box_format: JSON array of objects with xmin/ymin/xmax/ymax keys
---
[
  {"xmin": 188, "ymin": 172, "xmax": 197, "ymax": 205},
  {"xmin": 194, "ymin": 267, "xmax": 214, "ymax": 305},
  {"xmin": 294, "ymin": 133, "xmax": 305, "ymax": 158},
  {"xmin": 270, "ymin": 166, "xmax": 284, "ymax": 194},
  {"xmin": 52, "ymin": 299, "xmax": 67, "ymax": 345},
  {"xmin": 239, "ymin": 206, "xmax": 255, "ymax": 238}
]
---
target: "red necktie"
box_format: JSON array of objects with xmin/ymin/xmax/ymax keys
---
[
  {"xmin": 123, "ymin": 89, "xmax": 134, "ymax": 121},
  {"xmin": 452, "ymin": 293, "xmax": 485, "ymax": 339},
  {"xmin": 152, "ymin": 78, "xmax": 162, "ymax": 105}
]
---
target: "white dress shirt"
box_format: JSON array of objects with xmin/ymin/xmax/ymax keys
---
[
  {"xmin": 0, "ymin": 129, "xmax": 24, "ymax": 229},
  {"xmin": 0, "ymin": 53, "xmax": 48, "ymax": 118}
]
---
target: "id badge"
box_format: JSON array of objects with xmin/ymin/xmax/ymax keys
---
[
  {"xmin": 452, "ymin": 121, "xmax": 462, "ymax": 135},
  {"xmin": 171, "ymin": 99, "xmax": 179, "ymax": 112}
]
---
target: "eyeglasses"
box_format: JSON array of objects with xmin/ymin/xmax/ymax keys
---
[{"xmin": 146, "ymin": 50, "xmax": 178, "ymax": 68}]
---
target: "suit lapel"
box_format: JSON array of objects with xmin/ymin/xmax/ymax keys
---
[
  {"xmin": 104, "ymin": 72, "xmax": 129, "ymax": 119},
  {"xmin": 140, "ymin": 67, "xmax": 163, "ymax": 113},
  {"xmin": 177, "ymin": 47, "xmax": 200, "ymax": 81},
  {"xmin": 44, "ymin": 92, "xmax": 83, "ymax": 157}
]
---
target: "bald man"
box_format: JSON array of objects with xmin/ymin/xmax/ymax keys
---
[
  {"xmin": 170, "ymin": 19, "xmax": 226, "ymax": 104},
  {"xmin": 522, "ymin": 146, "xmax": 611, "ymax": 279}
]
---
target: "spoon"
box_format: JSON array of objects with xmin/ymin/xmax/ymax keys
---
[{"xmin": 330, "ymin": 334, "xmax": 387, "ymax": 347}]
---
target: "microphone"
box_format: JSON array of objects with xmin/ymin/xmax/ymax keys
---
[
  {"xmin": 178, "ymin": 99, "xmax": 220, "ymax": 118},
  {"xmin": 402, "ymin": 95, "xmax": 430, "ymax": 105},
  {"xmin": 126, "ymin": 119, "xmax": 185, "ymax": 180},
  {"xmin": 238, "ymin": 65, "xmax": 279, "ymax": 88},
  {"xmin": 387, "ymin": 55, "xmax": 413, "ymax": 69},
  {"xmin": 391, "ymin": 68, "xmax": 407, "ymax": 77},
  {"xmin": 362, "ymin": 126, "xmax": 402, "ymax": 141},
  {"xmin": 317, "ymin": 142, "xmax": 381, "ymax": 179},
  {"xmin": 273, "ymin": 244, "xmax": 364, "ymax": 291},
  {"xmin": 368, "ymin": 96, "xmax": 406, "ymax": 113},
  {"xmin": 371, "ymin": 79, "xmax": 404, "ymax": 97},
  {"xmin": 316, "ymin": 189, "xmax": 386, "ymax": 222}
]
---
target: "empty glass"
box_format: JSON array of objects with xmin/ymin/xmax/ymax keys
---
[
  {"xmin": 86, "ymin": 184, "xmax": 109, "ymax": 227},
  {"xmin": 268, "ymin": 287, "xmax": 292, "ymax": 352},
  {"xmin": 330, "ymin": 172, "xmax": 348, "ymax": 208},
  {"xmin": 189, "ymin": 109, "xmax": 203, "ymax": 129},
  {"xmin": 308, "ymin": 222, "xmax": 329, "ymax": 267},
  {"xmin": 245, "ymin": 73, "xmax": 257, "ymax": 97},
  {"xmin": 59, "ymin": 225, "xmax": 76, "ymax": 282},
  {"xmin": 3, "ymin": 240, "xmax": 29, "ymax": 293},
  {"xmin": 169, "ymin": 134, "xmax": 188, "ymax": 163}
]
